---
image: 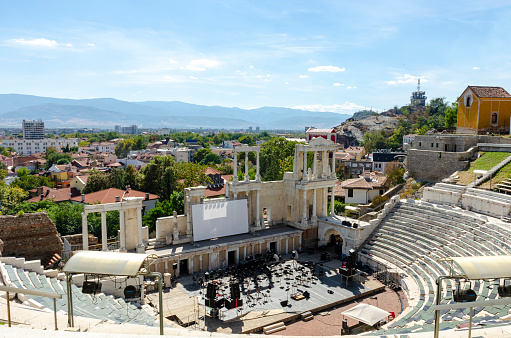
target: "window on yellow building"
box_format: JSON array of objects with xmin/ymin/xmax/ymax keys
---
[
  {"xmin": 491, "ymin": 112, "xmax": 498, "ymax": 126},
  {"xmin": 466, "ymin": 96, "xmax": 471, "ymax": 107}
]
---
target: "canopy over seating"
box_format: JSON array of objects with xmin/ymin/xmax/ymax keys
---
[
  {"xmin": 63, "ymin": 251, "xmax": 158, "ymax": 276},
  {"xmin": 341, "ymin": 303, "xmax": 390, "ymax": 326},
  {"xmin": 444, "ymin": 255, "xmax": 511, "ymax": 280}
]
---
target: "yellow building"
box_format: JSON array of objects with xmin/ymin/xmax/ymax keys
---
[{"xmin": 457, "ymin": 86, "xmax": 511, "ymax": 134}]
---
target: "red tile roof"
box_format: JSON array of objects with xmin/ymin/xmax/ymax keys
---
[
  {"xmin": 468, "ymin": 86, "xmax": 511, "ymax": 98},
  {"xmin": 204, "ymin": 186, "xmax": 225, "ymax": 198},
  {"xmin": 27, "ymin": 187, "xmax": 81, "ymax": 203},
  {"xmin": 70, "ymin": 188, "xmax": 159, "ymax": 204},
  {"xmin": 204, "ymin": 167, "xmax": 221, "ymax": 175}
]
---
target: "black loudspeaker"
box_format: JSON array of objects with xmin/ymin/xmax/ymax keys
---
[
  {"xmin": 82, "ymin": 281, "xmax": 102, "ymax": 294},
  {"xmin": 229, "ymin": 298, "xmax": 243, "ymax": 309},
  {"xmin": 124, "ymin": 285, "xmax": 141, "ymax": 299},
  {"xmin": 172, "ymin": 263, "xmax": 178, "ymax": 270},
  {"xmin": 230, "ymin": 282, "xmax": 241, "ymax": 299},
  {"xmin": 216, "ymin": 298, "xmax": 226, "ymax": 309},
  {"xmin": 453, "ymin": 289, "xmax": 477, "ymax": 302},
  {"xmin": 280, "ymin": 300, "xmax": 288, "ymax": 307},
  {"xmin": 205, "ymin": 298, "xmax": 215, "ymax": 308},
  {"xmin": 499, "ymin": 285, "xmax": 511, "ymax": 298},
  {"xmin": 207, "ymin": 283, "xmax": 217, "ymax": 299}
]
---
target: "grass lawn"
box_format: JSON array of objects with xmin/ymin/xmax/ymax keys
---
[{"xmin": 455, "ymin": 152, "xmax": 511, "ymax": 186}]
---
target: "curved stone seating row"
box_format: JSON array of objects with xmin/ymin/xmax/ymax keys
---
[
  {"xmin": 360, "ymin": 200, "xmax": 511, "ymax": 335},
  {"xmin": 0, "ymin": 263, "xmax": 159, "ymax": 327}
]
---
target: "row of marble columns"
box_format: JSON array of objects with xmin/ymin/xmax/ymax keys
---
[
  {"xmin": 233, "ymin": 150, "xmax": 261, "ymax": 183},
  {"xmin": 301, "ymin": 186, "xmax": 336, "ymax": 223},
  {"xmin": 81, "ymin": 207, "xmax": 144, "ymax": 252},
  {"xmin": 303, "ymin": 150, "xmax": 336, "ymax": 181},
  {"xmin": 158, "ymin": 234, "xmax": 302, "ymax": 275}
]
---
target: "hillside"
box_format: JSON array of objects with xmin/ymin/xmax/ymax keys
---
[{"xmin": 0, "ymin": 94, "xmax": 351, "ymax": 130}]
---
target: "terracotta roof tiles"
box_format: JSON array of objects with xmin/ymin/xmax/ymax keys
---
[{"xmin": 468, "ymin": 86, "xmax": 511, "ymax": 98}]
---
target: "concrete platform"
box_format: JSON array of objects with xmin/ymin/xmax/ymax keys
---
[{"xmin": 150, "ymin": 252, "xmax": 384, "ymax": 334}]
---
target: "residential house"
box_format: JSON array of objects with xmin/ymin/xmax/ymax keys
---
[
  {"xmin": 341, "ymin": 172, "xmax": 389, "ymax": 204},
  {"xmin": 306, "ymin": 128, "xmax": 337, "ymax": 143},
  {"xmin": 344, "ymin": 146, "xmax": 366, "ymax": 161},
  {"xmin": 371, "ymin": 150, "xmax": 406, "ymax": 174},
  {"xmin": 69, "ymin": 175, "xmax": 90, "ymax": 193},
  {"xmin": 403, "ymin": 134, "xmax": 417, "ymax": 151},
  {"xmin": 1, "ymin": 138, "xmax": 79, "ymax": 155},
  {"xmin": 27, "ymin": 186, "xmax": 81, "ymax": 203},
  {"xmin": 94, "ymin": 152, "xmax": 117, "ymax": 166},
  {"xmin": 457, "ymin": 86, "xmax": 511, "ymax": 134},
  {"xmin": 48, "ymin": 164, "xmax": 76, "ymax": 188},
  {"xmin": 89, "ymin": 142, "xmax": 116, "ymax": 153},
  {"xmin": 221, "ymin": 140, "xmax": 242, "ymax": 149}
]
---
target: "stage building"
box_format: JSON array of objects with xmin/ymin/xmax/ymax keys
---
[{"xmin": 80, "ymin": 138, "xmax": 375, "ymax": 278}]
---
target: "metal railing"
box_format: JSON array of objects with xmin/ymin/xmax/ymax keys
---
[{"xmin": 0, "ymin": 285, "xmax": 62, "ymax": 330}]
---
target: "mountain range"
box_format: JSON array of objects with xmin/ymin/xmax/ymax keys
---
[{"xmin": 0, "ymin": 94, "xmax": 351, "ymax": 130}]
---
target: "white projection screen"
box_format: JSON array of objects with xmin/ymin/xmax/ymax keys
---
[{"xmin": 191, "ymin": 199, "xmax": 249, "ymax": 242}]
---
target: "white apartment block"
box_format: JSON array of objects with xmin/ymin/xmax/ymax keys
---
[
  {"xmin": 2, "ymin": 138, "xmax": 79, "ymax": 155},
  {"xmin": 89, "ymin": 142, "xmax": 116, "ymax": 153}
]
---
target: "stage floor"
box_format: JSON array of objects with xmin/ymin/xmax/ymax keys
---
[{"xmin": 149, "ymin": 251, "xmax": 384, "ymax": 334}]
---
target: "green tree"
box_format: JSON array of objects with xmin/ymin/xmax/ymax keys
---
[
  {"xmin": 361, "ymin": 131, "xmax": 391, "ymax": 153},
  {"xmin": 0, "ymin": 185, "xmax": 29, "ymax": 213},
  {"xmin": 259, "ymin": 137, "xmax": 299, "ymax": 181},
  {"xmin": 200, "ymin": 152, "xmax": 221, "ymax": 165},
  {"xmin": 445, "ymin": 102, "xmax": 458, "ymax": 129},
  {"xmin": 238, "ymin": 135, "xmax": 254, "ymax": 145},
  {"xmin": 386, "ymin": 161, "xmax": 405, "ymax": 186},
  {"xmin": 194, "ymin": 148, "xmax": 211, "ymax": 163},
  {"xmin": 159, "ymin": 167, "xmax": 177, "ymax": 201},
  {"xmin": 125, "ymin": 165, "xmax": 140, "ymax": 190},
  {"xmin": 83, "ymin": 172, "xmax": 111, "ymax": 193}
]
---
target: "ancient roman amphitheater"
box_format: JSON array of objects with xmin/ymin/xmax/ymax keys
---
[{"xmin": 1, "ymin": 139, "xmax": 511, "ymax": 337}]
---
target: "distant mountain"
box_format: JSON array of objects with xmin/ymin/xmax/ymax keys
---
[{"xmin": 0, "ymin": 94, "xmax": 352, "ymax": 130}]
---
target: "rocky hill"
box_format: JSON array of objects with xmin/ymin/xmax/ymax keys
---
[{"xmin": 334, "ymin": 113, "xmax": 401, "ymax": 146}]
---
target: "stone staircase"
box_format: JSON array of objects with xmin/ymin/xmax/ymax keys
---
[{"xmin": 263, "ymin": 322, "xmax": 286, "ymax": 334}]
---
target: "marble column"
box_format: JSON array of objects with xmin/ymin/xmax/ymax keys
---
[
  {"xmin": 285, "ymin": 238, "xmax": 289, "ymax": 254},
  {"xmin": 137, "ymin": 207, "xmax": 145, "ymax": 252},
  {"xmin": 256, "ymin": 190, "xmax": 260, "ymax": 227},
  {"xmin": 199, "ymin": 255, "xmax": 203, "ymax": 271},
  {"xmin": 322, "ymin": 151, "xmax": 327, "ymax": 178},
  {"xmin": 119, "ymin": 210, "xmax": 126, "ymax": 252},
  {"xmin": 312, "ymin": 188, "xmax": 317, "ymax": 224},
  {"xmin": 303, "ymin": 150, "xmax": 308, "ymax": 181},
  {"xmin": 82, "ymin": 212, "xmax": 88, "ymax": 251},
  {"xmin": 302, "ymin": 189, "xmax": 308, "ymax": 225},
  {"xmin": 313, "ymin": 151, "xmax": 317, "ymax": 179},
  {"xmin": 101, "ymin": 211, "xmax": 107, "ymax": 251},
  {"xmin": 322, "ymin": 188, "xmax": 328, "ymax": 217},
  {"xmin": 233, "ymin": 150, "xmax": 238, "ymax": 183},
  {"xmin": 330, "ymin": 186, "xmax": 335, "ymax": 216},
  {"xmin": 330, "ymin": 150, "xmax": 335, "ymax": 178}
]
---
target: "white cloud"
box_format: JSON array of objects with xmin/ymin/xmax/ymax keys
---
[
  {"xmin": 10, "ymin": 38, "xmax": 58, "ymax": 47},
  {"xmin": 347, "ymin": 86, "xmax": 356, "ymax": 89},
  {"xmin": 293, "ymin": 102, "xmax": 366, "ymax": 114},
  {"xmin": 88, "ymin": 43, "xmax": 95, "ymax": 47},
  {"xmin": 168, "ymin": 59, "xmax": 178, "ymax": 64},
  {"xmin": 189, "ymin": 76, "xmax": 197, "ymax": 79},
  {"xmin": 181, "ymin": 59, "xmax": 220, "ymax": 71},
  {"xmin": 333, "ymin": 83, "xmax": 344, "ymax": 87},
  {"xmin": 65, "ymin": 43, "xmax": 73, "ymax": 47},
  {"xmin": 308, "ymin": 65, "xmax": 345, "ymax": 73},
  {"xmin": 473, "ymin": 66, "xmax": 480, "ymax": 70},
  {"xmin": 385, "ymin": 74, "xmax": 427, "ymax": 85},
  {"xmin": 299, "ymin": 75, "xmax": 309, "ymax": 78}
]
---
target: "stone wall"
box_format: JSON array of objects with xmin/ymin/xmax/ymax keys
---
[
  {"xmin": 412, "ymin": 135, "xmax": 478, "ymax": 152},
  {"xmin": 0, "ymin": 212, "xmax": 63, "ymax": 261},
  {"xmin": 407, "ymin": 147, "xmax": 477, "ymax": 182}
]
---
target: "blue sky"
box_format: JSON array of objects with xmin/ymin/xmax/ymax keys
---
[{"xmin": 1, "ymin": 1, "xmax": 511, "ymax": 115}]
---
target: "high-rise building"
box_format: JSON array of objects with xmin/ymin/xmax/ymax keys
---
[
  {"xmin": 22, "ymin": 120, "xmax": 44, "ymax": 140},
  {"xmin": 247, "ymin": 126, "xmax": 253, "ymax": 133},
  {"xmin": 121, "ymin": 125, "xmax": 139, "ymax": 135},
  {"xmin": 114, "ymin": 125, "xmax": 122, "ymax": 133},
  {"xmin": 255, "ymin": 126, "xmax": 260, "ymax": 133}
]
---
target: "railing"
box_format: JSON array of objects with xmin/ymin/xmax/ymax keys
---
[{"xmin": 0, "ymin": 285, "xmax": 62, "ymax": 330}]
